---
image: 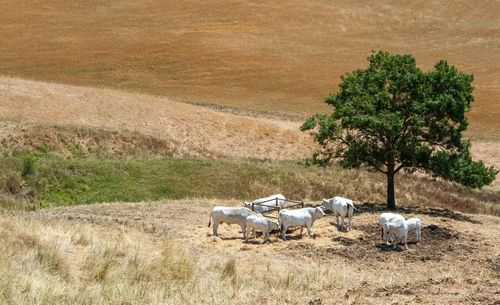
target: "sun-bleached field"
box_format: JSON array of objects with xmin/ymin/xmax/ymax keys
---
[{"xmin": 1, "ymin": 0, "xmax": 499, "ymax": 138}]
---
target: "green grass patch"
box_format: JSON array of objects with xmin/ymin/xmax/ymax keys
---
[
  {"xmin": 0, "ymin": 153, "xmax": 316, "ymax": 209},
  {"xmin": 0, "ymin": 152, "xmax": 499, "ymax": 215}
]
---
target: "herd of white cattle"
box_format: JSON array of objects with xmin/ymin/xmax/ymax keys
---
[{"xmin": 208, "ymin": 194, "xmax": 422, "ymax": 250}]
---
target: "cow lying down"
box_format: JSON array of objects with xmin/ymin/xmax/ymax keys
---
[{"xmin": 208, "ymin": 206, "xmax": 259, "ymax": 239}]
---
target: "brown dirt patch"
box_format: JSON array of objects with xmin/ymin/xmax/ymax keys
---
[{"xmin": 28, "ymin": 199, "xmax": 500, "ymax": 304}]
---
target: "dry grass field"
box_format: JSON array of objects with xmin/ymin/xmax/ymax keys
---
[
  {"xmin": 1, "ymin": 1, "xmax": 500, "ymax": 304},
  {"xmin": 1, "ymin": 0, "xmax": 500, "ymax": 137},
  {"xmin": 1, "ymin": 76, "xmax": 499, "ymax": 190},
  {"xmin": 0, "ymin": 76, "xmax": 313, "ymax": 160},
  {"xmin": 0, "ymin": 199, "xmax": 498, "ymax": 304}
]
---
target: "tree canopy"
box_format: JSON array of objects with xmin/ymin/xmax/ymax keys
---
[{"xmin": 301, "ymin": 50, "xmax": 498, "ymax": 209}]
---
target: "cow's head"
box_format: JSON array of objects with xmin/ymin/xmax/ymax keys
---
[
  {"xmin": 314, "ymin": 206, "xmax": 326, "ymax": 218},
  {"xmin": 270, "ymin": 219, "xmax": 280, "ymax": 231}
]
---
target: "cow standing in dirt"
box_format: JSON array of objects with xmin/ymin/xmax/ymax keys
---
[{"xmin": 208, "ymin": 206, "xmax": 259, "ymax": 239}]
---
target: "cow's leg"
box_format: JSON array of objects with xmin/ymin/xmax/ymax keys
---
[
  {"xmin": 335, "ymin": 213, "xmax": 340, "ymax": 226},
  {"xmin": 340, "ymin": 216, "xmax": 345, "ymax": 232},
  {"xmin": 348, "ymin": 215, "xmax": 352, "ymax": 231},
  {"xmin": 307, "ymin": 223, "xmax": 312, "ymax": 237},
  {"xmin": 213, "ymin": 222, "xmax": 219, "ymax": 237},
  {"xmin": 253, "ymin": 228, "xmax": 257, "ymax": 240},
  {"xmin": 384, "ymin": 228, "xmax": 390, "ymax": 244},
  {"xmin": 241, "ymin": 224, "xmax": 246, "ymax": 239},
  {"xmin": 404, "ymin": 230, "xmax": 408, "ymax": 250},
  {"xmin": 299, "ymin": 227, "xmax": 303, "ymax": 237},
  {"xmin": 282, "ymin": 225, "xmax": 288, "ymax": 241},
  {"xmin": 245, "ymin": 227, "xmax": 250, "ymax": 242}
]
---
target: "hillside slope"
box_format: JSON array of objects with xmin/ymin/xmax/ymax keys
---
[
  {"xmin": 0, "ymin": 0, "xmax": 499, "ymax": 137},
  {"xmin": 1, "ymin": 76, "xmax": 499, "ymax": 190},
  {"xmin": 0, "ymin": 76, "xmax": 313, "ymax": 160}
]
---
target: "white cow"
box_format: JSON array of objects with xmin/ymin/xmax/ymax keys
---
[
  {"xmin": 406, "ymin": 217, "xmax": 422, "ymax": 242},
  {"xmin": 379, "ymin": 212, "xmax": 405, "ymax": 243},
  {"xmin": 208, "ymin": 206, "xmax": 259, "ymax": 238},
  {"xmin": 383, "ymin": 218, "xmax": 408, "ymax": 250},
  {"xmin": 321, "ymin": 197, "xmax": 356, "ymax": 231},
  {"xmin": 245, "ymin": 214, "xmax": 280, "ymax": 243},
  {"xmin": 278, "ymin": 207, "xmax": 325, "ymax": 241},
  {"xmin": 244, "ymin": 194, "xmax": 285, "ymax": 213}
]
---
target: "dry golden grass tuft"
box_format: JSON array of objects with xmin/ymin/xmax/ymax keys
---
[
  {"xmin": 0, "ymin": 212, "xmax": 204, "ymax": 304},
  {"xmin": 0, "ymin": 199, "xmax": 496, "ymax": 304}
]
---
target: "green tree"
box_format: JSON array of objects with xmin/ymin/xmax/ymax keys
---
[{"xmin": 301, "ymin": 51, "xmax": 498, "ymax": 210}]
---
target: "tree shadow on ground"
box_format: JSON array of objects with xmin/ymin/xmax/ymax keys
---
[
  {"xmin": 375, "ymin": 243, "xmax": 406, "ymax": 252},
  {"xmin": 218, "ymin": 236, "xmax": 246, "ymax": 241},
  {"xmin": 357, "ymin": 202, "xmax": 481, "ymax": 224}
]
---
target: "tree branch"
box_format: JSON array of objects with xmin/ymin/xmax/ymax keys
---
[{"xmin": 394, "ymin": 164, "xmax": 405, "ymax": 173}]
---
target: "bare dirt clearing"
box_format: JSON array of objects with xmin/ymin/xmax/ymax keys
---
[{"xmin": 30, "ymin": 199, "xmax": 500, "ymax": 304}]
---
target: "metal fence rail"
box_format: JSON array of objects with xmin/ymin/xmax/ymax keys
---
[{"xmin": 247, "ymin": 198, "xmax": 305, "ymax": 219}]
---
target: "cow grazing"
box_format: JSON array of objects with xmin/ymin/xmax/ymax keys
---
[
  {"xmin": 383, "ymin": 217, "xmax": 408, "ymax": 250},
  {"xmin": 245, "ymin": 214, "xmax": 280, "ymax": 243},
  {"xmin": 406, "ymin": 217, "xmax": 422, "ymax": 242},
  {"xmin": 208, "ymin": 206, "xmax": 259, "ymax": 239},
  {"xmin": 379, "ymin": 212, "xmax": 405, "ymax": 243},
  {"xmin": 243, "ymin": 194, "xmax": 285, "ymax": 213},
  {"xmin": 321, "ymin": 196, "xmax": 356, "ymax": 231},
  {"xmin": 278, "ymin": 207, "xmax": 325, "ymax": 241}
]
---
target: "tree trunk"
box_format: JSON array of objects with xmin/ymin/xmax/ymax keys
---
[{"xmin": 386, "ymin": 169, "xmax": 396, "ymax": 210}]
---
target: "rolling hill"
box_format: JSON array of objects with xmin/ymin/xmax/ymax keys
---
[
  {"xmin": 0, "ymin": 1, "xmax": 499, "ymax": 304},
  {"xmin": 1, "ymin": 0, "xmax": 499, "ymax": 138}
]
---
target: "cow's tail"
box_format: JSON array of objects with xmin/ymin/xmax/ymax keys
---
[
  {"xmin": 347, "ymin": 202, "xmax": 356, "ymax": 217},
  {"xmin": 208, "ymin": 211, "xmax": 212, "ymax": 227}
]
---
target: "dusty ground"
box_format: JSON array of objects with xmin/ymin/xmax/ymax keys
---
[{"xmin": 30, "ymin": 199, "xmax": 500, "ymax": 304}]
